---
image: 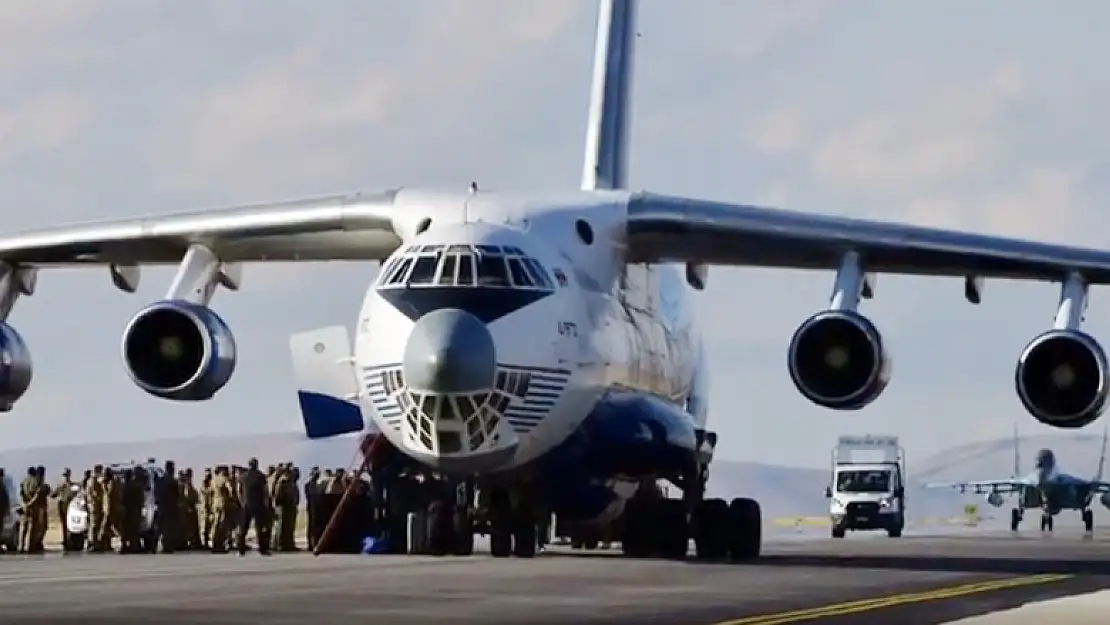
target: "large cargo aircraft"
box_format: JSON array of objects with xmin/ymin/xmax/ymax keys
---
[{"xmin": 0, "ymin": 0, "xmax": 1108, "ymax": 559}]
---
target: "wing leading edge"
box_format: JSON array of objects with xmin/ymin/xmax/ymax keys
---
[
  {"xmin": 627, "ymin": 193, "xmax": 1110, "ymax": 287},
  {"xmin": 0, "ymin": 189, "xmax": 404, "ymax": 267},
  {"xmin": 924, "ymin": 479, "xmax": 1030, "ymax": 495}
]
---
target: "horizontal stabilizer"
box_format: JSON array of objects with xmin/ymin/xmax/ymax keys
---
[{"xmin": 288, "ymin": 325, "xmax": 370, "ymax": 439}]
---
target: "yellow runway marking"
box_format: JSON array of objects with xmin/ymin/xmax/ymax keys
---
[{"xmin": 712, "ymin": 573, "xmax": 1072, "ymax": 625}]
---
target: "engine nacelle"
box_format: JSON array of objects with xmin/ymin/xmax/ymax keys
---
[
  {"xmin": 0, "ymin": 322, "xmax": 32, "ymax": 410},
  {"xmin": 121, "ymin": 300, "xmax": 237, "ymax": 401},
  {"xmin": 1015, "ymin": 329, "xmax": 1109, "ymax": 429},
  {"xmin": 1100, "ymin": 492, "xmax": 1110, "ymax": 510},
  {"xmin": 787, "ymin": 310, "xmax": 891, "ymax": 410},
  {"xmin": 985, "ymin": 492, "xmax": 1005, "ymax": 508}
]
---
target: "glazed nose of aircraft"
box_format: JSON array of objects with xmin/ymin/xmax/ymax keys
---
[{"xmin": 403, "ymin": 308, "xmax": 496, "ymax": 393}]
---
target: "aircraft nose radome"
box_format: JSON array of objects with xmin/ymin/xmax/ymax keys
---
[{"xmin": 402, "ymin": 308, "xmax": 496, "ymax": 393}]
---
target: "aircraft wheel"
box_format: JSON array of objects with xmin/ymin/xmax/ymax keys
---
[
  {"xmin": 657, "ymin": 498, "xmax": 688, "ymax": 560},
  {"xmin": 727, "ymin": 497, "xmax": 762, "ymax": 560},
  {"xmin": 488, "ymin": 490, "xmax": 513, "ymax": 558},
  {"xmin": 1010, "ymin": 508, "xmax": 1022, "ymax": 531},
  {"xmin": 694, "ymin": 498, "xmax": 729, "ymax": 560},
  {"xmin": 452, "ymin": 506, "xmax": 474, "ymax": 556},
  {"xmin": 621, "ymin": 498, "xmax": 652, "ymax": 558},
  {"xmin": 425, "ymin": 501, "xmax": 453, "ymax": 556},
  {"xmin": 831, "ymin": 526, "xmax": 846, "ymax": 539},
  {"xmin": 1040, "ymin": 513, "xmax": 1054, "ymax": 532},
  {"xmin": 1083, "ymin": 509, "xmax": 1094, "ymax": 533}
]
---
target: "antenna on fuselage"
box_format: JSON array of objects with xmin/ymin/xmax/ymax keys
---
[{"xmin": 469, "ymin": 181, "xmax": 479, "ymax": 194}]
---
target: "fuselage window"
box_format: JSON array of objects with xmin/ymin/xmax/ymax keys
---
[
  {"xmin": 522, "ymin": 258, "xmax": 552, "ymax": 289},
  {"xmin": 438, "ymin": 254, "xmax": 458, "ymax": 285},
  {"xmin": 386, "ymin": 257, "xmax": 413, "ymax": 285},
  {"xmin": 457, "ymin": 254, "xmax": 476, "ymax": 286},
  {"xmin": 507, "ymin": 258, "xmax": 534, "ymax": 288},
  {"xmin": 477, "ymin": 255, "xmax": 510, "ymax": 287},
  {"xmin": 408, "ymin": 255, "xmax": 438, "ymax": 285}
]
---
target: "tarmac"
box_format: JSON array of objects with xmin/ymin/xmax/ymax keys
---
[{"xmin": 2, "ymin": 527, "xmax": 1110, "ymax": 624}]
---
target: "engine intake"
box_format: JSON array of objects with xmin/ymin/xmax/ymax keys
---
[
  {"xmin": 1015, "ymin": 329, "xmax": 1108, "ymax": 429},
  {"xmin": 1100, "ymin": 492, "xmax": 1110, "ymax": 511},
  {"xmin": 0, "ymin": 323, "xmax": 32, "ymax": 409},
  {"xmin": 121, "ymin": 300, "xmax": 237, "ymax": 401},
  {"xmin": 788, "ymin": 310, "xmax": 891, "ymax": 410}
]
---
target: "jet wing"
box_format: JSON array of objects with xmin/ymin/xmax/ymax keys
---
[
  {"xmin": 924, "ymin": 480, "xmax": 1027, "ymax": 495},
  {"xmin": 627, "ymin": 193, "xmax": 1110, "ymax": 285},
  {"xmin": 0, "ymin": 190, "xmax": 404, "ymax": 268}
]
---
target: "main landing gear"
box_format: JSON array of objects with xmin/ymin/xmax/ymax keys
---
[
  {"xmin": 1010, "ymin": 508, "xmax": 1022, "ymax": 531},
  {"xmin": 1039, "ymin": 511, "xmax": 1054, "ymax": 532},
  {"xmin": 1082, "ymin": 508, "xmax": 1094, "ymax": 533},
  {"xmin": 620, "ymin": 464, "xmax": 762, "ymax": 561}
]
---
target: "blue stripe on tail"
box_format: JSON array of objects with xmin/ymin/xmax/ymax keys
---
[{"xmin": 297, "ymin": 391, "xmax": 365, "ymax": 439}]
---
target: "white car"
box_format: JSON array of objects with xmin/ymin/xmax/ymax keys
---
[
  {"xmin": 1, "ymin": 475, "xmax": 19, "ymax": 552},
  {"xmin": 66, "ymin": 464, "xmax": 162, "ymax": 552}
]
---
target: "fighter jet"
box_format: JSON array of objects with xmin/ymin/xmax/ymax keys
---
[{"xmin": 927, "ymin": 426, "xmax": 1110, "ymax": 533}]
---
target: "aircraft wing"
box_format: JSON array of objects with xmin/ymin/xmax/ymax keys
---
[
  {"xmin": 627, "ymin": 193, "xmax": 1110, "ymax": 286},
  {"xmin": 0, "ymin": 190, "xmax": 403, "ymax": 269},
  {"xmin": 924, "ymin": 479, "xmax": 1027, "ymax": 495}
]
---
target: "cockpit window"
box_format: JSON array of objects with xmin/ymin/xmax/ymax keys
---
[
  {"xmin": 408, "ymin": 255, "xmax": 438, "ymax": 285},
  {"xmin": 507, "ymin": 258, "xmax": 532, "ymax": 288},
  {"xmin": 377, "ymin": 245, "xmax": 554, "ymax": 292},
  {"xmin": 476, "ymin": 255, "xmax": 510, "ymax": 287}
]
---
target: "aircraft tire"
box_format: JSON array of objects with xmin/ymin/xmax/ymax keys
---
[
  {"xmin": 1083, "ymin": 509, "xmax": 1094, "ymax": 533},
  {"xmin": 620, "ymin": 499, "xmax": 652, "ymax": 558},
  {"xmin": 727, "ymin": 497, "xmax": 762, "ymax": 560},
  {"xmin": 425, "ymin": 501, "xmax": 453, "ymax": 556},
  {"xmin": 408, "ymin": 510, "xmax": 429, "ymax": 554},
  {"xmin": 487, "ymin": 488, "xmax": 513, "ymax": 558},
  {"xmin": 1010, "ymin": 508, "xmax": 1022, "ymax": 531},
  {"xmin": 831, "ymin": 526, "xmax": 846, "ymax": 539},
  {"xmin": 452, "ymin": 507, "xmax": 474, "ymax": 556},
  {"xmin": 693, "ymin": 497, "xmax": 729, "ymax": 560},
  {"xmin": 658, "ymin": 498, "xmax": 688, "ymax": 560}
]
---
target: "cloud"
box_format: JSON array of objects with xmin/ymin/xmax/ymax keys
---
[
  {"xmin": 810, "ymin": 63, "xmax": 1026, "ymax": 200},
  {"xmin": 0, "ymin": 92, "xmax": 93, "ymax": 168}
]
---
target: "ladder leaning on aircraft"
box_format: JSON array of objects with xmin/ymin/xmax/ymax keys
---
[{"xmin": 0, "ymin": 0, "xmax": 1110, "ymax": 563}]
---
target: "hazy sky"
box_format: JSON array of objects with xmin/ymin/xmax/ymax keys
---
[{"xmin": 1, "ymin": 0, "xmax": 1109, "ymax": 469}]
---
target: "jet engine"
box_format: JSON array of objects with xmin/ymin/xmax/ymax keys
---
[
  {"xmin": 1100, "ymin": 492, "xmax": 1110, "ymax": 510},
  {"xmin": 787, "ymin": 310, "xmax": 891, "ymax": 410},
  {"xmin": 121, "ymin": 300, "xmax": 237, "ymax": 401},
  {"xmin": 1015, "ymin": 329, "xmax": 1109, "ymax": 429},
  {"xmin": 0, "ymin": 322, "xmax": 32, "ymax": 409},
  {"xmin": 985, "ymin": 492, "xmax": 1005, "ymax": 508}
]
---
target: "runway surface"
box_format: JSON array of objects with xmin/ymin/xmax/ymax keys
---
[{"xmin": 2, "ymin": 529, "xmax": 1110, "ymax": 624}]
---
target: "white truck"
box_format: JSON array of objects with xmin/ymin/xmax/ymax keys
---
[{"xmin": 825, "ymin": 435, "xmax": 906, "ymax": 538}]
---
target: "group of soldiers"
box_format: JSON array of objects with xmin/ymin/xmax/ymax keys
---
[{"xmin": 1, "ymin": 459, "xmax": 357, "ymax": 555}]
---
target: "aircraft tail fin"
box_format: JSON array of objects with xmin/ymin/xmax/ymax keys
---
[
  {"xmin": 1097, "ymin": 425, "xmax": 1108, "ymax": 481},
  {"xmin": 288, "ymin": 325, "xmax": 370, "ymax": 439},
  {"xmin": 580, "ymin": 0, "xmax": 637, "ymax": 191}
]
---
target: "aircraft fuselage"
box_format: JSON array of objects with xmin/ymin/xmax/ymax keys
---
[{"xmin": 352, "ymin": 190, "xmax": 708, "ymax": 523}]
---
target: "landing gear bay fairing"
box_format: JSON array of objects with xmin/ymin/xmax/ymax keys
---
[
  {"xmin": 1, "ymin": 0, "xmax": 1110, "ymax": 558},
  {"xmin": 927, "ymin": 427, "xmax": 1110, "ymax": 533}
]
